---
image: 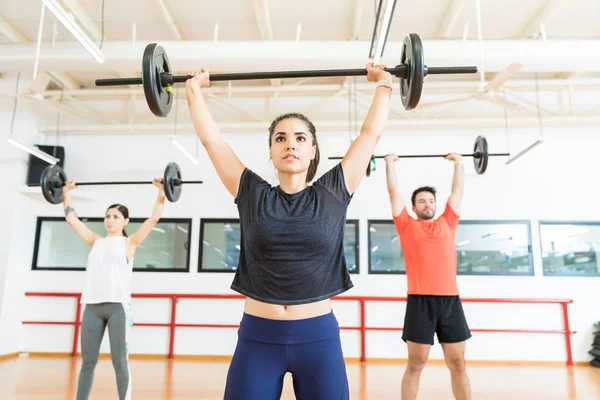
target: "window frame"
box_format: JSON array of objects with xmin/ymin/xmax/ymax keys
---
[
  {"xmin": 539, "ymin": 220, "xmax": 600, "ymax": 278},
  {"xmin": 198, "ymin": 218, "xmax": 361, "ymax": 274},
  {"xmin": 367, "ymin": 218, "xmax": 534, "ymax": 276},
  {"xmin": 31, "ymin": 216, "xmax": 192, "ymax": 273}
]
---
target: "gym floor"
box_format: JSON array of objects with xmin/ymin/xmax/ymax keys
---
[{"xmin": 1, "ymin": 356, "xmax": 599, "ymax": 399}]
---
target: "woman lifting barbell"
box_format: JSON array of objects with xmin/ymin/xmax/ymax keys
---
[
  {"xmin": 62, "ymin": 178, "xmax": 166, "ymax": 400},
  {"xmin": 185, "ymin": 61, "xmax": 392, "ymax": 400}
]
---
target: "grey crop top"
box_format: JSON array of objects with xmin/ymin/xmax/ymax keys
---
[{"xmin": 231, "ymin": 163, "xmax": 354, "ymax": 305}]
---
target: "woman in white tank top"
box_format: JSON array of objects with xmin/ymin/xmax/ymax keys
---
[{"xmin": 62, "ymin": 177, "xmax": 166, "ymax": 400}]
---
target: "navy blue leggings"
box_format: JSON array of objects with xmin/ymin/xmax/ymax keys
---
[{"xmin": 223, "ymin": 311, "xmax": 349, "ymax": 400}]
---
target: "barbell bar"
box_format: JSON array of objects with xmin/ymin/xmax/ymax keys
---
[
  {"xmin": 328, "ymin": 152, "xmax": 510, "ymax": 160},
  {"xmin": 95, "ymin": 65, "xmax": 477, "ymax": 86}
]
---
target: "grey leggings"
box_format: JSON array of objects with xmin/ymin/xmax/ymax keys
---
[{"xmin": 76, "ymin": 302, "xmax": 133, "ymax": 400}]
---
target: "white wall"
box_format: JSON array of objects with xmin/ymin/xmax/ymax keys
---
[
  {"xmin": 5, "ymin": 113, "xmax": 600, "ymax": 363},
  {"xmin": 0, "ymin": 105, "xmax": 45, "ymax": 356}
]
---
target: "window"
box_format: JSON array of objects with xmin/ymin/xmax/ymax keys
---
[
  {"xmin": 344, "ymin": 220, "xmax": 360, "ymax": 273},
  {"xmin": 32, "ymin": 217, "xmax": 191, "ymax": 272},
  {"xmin": 368, "ymin": 219, "xmax": 533, "ymax": 275},
  {"xmin": 540, "ymin": 222, "xmax": 600, "ymax": 276},
  {"xmin": 199, "ymin": 219, "xmax": 360, "ymax": 273},
  {"xmin": 368, "ymin": 220, "xmax": 405, "ymax": 274},
  {"xmin": 455, "ymin": 221, "xmax": 533, "ymax": 275},
  {"xmin": 198, "ymin": 219, "xmax": 240, "ymax": 272}
]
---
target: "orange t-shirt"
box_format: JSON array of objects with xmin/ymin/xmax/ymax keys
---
[{"xmin": 393, "ymin": 205, "xmax": 460, "ymax": 296}]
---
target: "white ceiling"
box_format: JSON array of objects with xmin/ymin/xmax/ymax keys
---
[
  {"xmin": 3, "ymin": 0, "xmax": 599, "ymax": 43},
  {"xmin": 0, "ymin": 0, "xmax": 599, "ymax": 134}
]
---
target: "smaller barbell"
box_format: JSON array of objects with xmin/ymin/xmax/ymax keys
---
[
  {"xmin": 328, "ymin": 136, "xmax": 509, "ymax": 176},
  {"xmin": 39, "ymin": 162, "xmax": 202, "ymax": 204}
]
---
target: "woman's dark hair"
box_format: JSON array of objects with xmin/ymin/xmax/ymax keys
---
[
  {"xmin": 106, "ymin": 204, "xmax": 130, "ymax": 237},
  {"xmin": 268, "ymin": 112, "xmax": 320, "ymax": 182}
]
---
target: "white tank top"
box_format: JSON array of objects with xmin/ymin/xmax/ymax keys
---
[{"xmin": 80, "ymin": 236, "xmax": 134, "ymax": 304}]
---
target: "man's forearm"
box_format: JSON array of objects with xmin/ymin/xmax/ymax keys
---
[
  {"xmin": 385, "ymin": 159, "xmax": 398, "ymax": 192},
  {"xmin": 451, "ymin": 162, "xmax": 464, "ymax": 194}
]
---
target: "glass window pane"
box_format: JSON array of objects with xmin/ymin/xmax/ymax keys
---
[
  {"xmin": 35, "ymin": 219, "xmax": 105, "ymax": 269},
  {"xmin": 128, "ymin": 221, "xmax": 190, "ymax": 271},
  {"xmin": 344, "ymin": 220, "xmax": 359, "ymax": 274},
  {"xmin": 200, "ymin": 220, "xmax": 241, "ymax": 271},
  {"xmin": 368, "ymin": 220, "xmax": 533, "ymax": 275},
  {"xmin": 200, "ymin": 219, "xmax": 360, "ymax": 273},
  {"xmin": 369, "ymin": 221, "xmax": 406, "ymax": 273},
  {"xmin": 456, "ymin": 222, "xmax": 532, "ymax": 275},
  {"xmin": 541, "ymin": 223, "xmax": 600, "ymax": 276},
  {"xmin": 33, "ymin": 218, "xmax": 191, "ymax": 271}
]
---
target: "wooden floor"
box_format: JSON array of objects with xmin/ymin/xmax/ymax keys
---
[{"xmin": 1, "ymin": 356, "xmax": 599, "ymax": 399}]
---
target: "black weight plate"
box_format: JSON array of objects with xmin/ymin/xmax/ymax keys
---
[
  {"xmin": 142, "ymin": 43, "xmax": 173, "ymax": 118},
  {"xmin": 164, "ymin": 162, "xmax": 182, "ymax": 202},
  {"xmin": 473, "ymin": 135, "xmax": 489, "ymax": 175},
  {"xmin": 400, "ymin": 33, "xmax": 425, "ymax": 111},
  {"xmin": 41, "ymin": 165, "xmax": 67, "ymax": 204}
]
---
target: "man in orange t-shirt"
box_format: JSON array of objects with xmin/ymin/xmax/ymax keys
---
[{"xmin": 385, "ymin": 153, "xmax": 471, "ymax": 400}]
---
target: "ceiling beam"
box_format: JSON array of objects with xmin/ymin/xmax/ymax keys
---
[
  {"xmin": 2, "ymin": 39, "xmax": 597, "ymax": 74},
  {"xmin": 47, "ymin": 71, "xmax": 80, "ymax": 90},
  {"xmin": 155, "ymin": 0, "xmax": 185, "ymax": 40},
  {"xmin": 253, "ymin": 0, "xmax": 274, "ymax": 40},
  {"xmin": 38, "ymin": 116, "xmax": 600, "ymax": 135},
  {"xmin": 521, "ymin": 0, "xmax": 565, "ymax": 37},
  {"xmin": 350, "ymin": 0, "xmax": 366, "ymax": 40},
  {"xmin": 252, "ymin": 0, "xmax": 280, "ymax": 86},
  {"xmin": 0, "ymin": 14, "xmax": 81, "ymax": 91},
  {"xmin": 0, "ymin": 14, "xmax": 27, "ymax": 42},
  {"xmin": 555, "ymin": 72, "xmax": 579, "ymax": 79},
  {"xmin": 60, "ymin": 0, "xmax": 104, "ymax": 41},
  {"xmin": 25, "ymin": 92, "xmax": 86, "ymax": 120},
  {"xmin": 436, "ymin": 0, "xmax": 464, "ymax": 38},
  {"xmin": 59, "ymin": 0, "xmax": 138, "ymax": 83}
]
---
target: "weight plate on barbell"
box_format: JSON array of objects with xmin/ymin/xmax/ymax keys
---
[
  {"xmin": 164, "ymin": 162, "xmax": 182, "ymax": 202},
  {"xmin": 400, "ymin": 33, "xmax": 424, "ymax": 111},
  {"xmin": 473, "ymin": 135, "xmax": 489, "ymax": 175},
  {"xmin": 41, "ymin": 165, "xmax": 67, "ymax": 205},
  {"xmin": 142, "ymin": 43, "xmax": 173, "ymax": 118}
]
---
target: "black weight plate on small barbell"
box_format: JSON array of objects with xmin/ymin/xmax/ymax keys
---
[
  {"xmin": 142, "ymin": 43, "xmax": 173, "ymax": 118},
  {"xmin": 164, "ymin": 162, "xmax": 182, "ymax": 202},
  {"xmin": 473, "ymin": 135, "xmax": 489, "ymax": 175},
  {"xmin": 400, "ymin": 33, "xmax": 425, "ymax": 111},
  {"xmin": 41, "ymin": 165, "xmax": 67, "ymax": 205}
]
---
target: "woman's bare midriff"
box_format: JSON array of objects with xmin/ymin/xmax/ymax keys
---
[{"xmin": 243, "ymin": 297, "xmax": 332, "ymax": 321}]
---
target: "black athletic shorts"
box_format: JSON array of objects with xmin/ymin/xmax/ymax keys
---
[{"xmin": 402, "ymin": 295, "xmax": 472, "ymax": 345}]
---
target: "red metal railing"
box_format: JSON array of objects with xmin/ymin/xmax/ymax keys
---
[{"xmin": 22, "ymin": 293, "xmax": 577, "ymax": 365}]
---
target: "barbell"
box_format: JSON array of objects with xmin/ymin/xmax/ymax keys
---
[
  {"xmin": 39, "ymin": 162, "xmax": 202, "ymax": 204},
  {"xmin": 328, "ymin": 136, "xmax": 509, "ymax": 176},
  {"xmin": 94, "ymin": 33, "xmax": 478, "ymax": 117}
]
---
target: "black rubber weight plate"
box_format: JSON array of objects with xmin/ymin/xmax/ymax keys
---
[
  {"xmin": 473, "ymin": 135, "xmax": 489, "ymax": 175},
  {"xmin": 589, "ymin": 347, "xmax": 600, "ymax": 358},
  {"xmin": 41, "ymin": 165, "xmax": 67, "ymax": 205},
  {"xmin": 142, "ymin": 43, "xmax": 173, "ymax": 118},
  {"xmin": 164, "ymin": 162, "xmax": 182, "ymax": 202},
  {"xmin": 400, "ymin": 33, "xmax": 424, "ymax": 111}
]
